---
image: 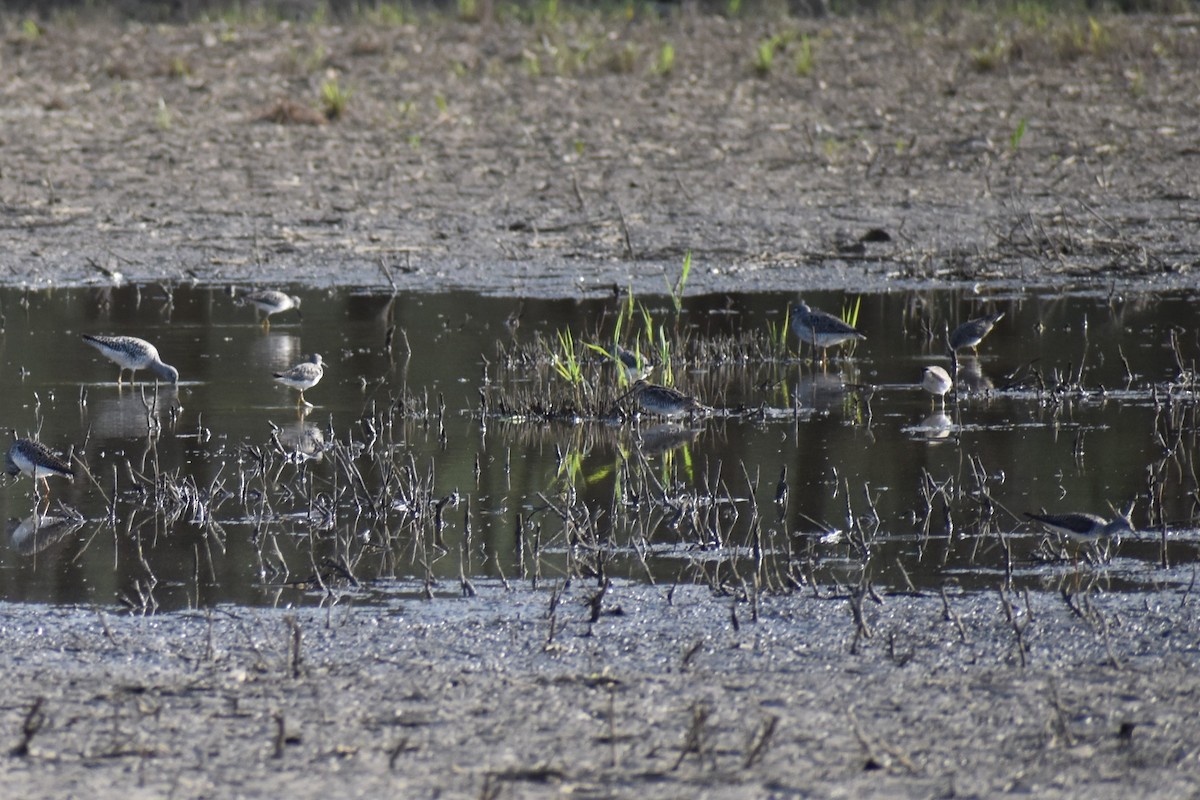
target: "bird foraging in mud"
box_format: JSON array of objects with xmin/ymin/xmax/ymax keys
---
[
  {"xmin": 921, "ymin": 365, "xmax": 953, "ymax": 407},
  {"xmin": 619, "ymin": 380, "xmax": 710, "ymax": 419},
  {"xmin": 949, "ymin": 311, "xmax": 1004, "ymax": 354},
  {"xmin": 81, "ymin": 334, "xmax": 179, "ymax": 386},
  {"xmin": 6, "ymin": 438, "xmax": 74, "ymax": 503},
  {"xmin": 274, "ymin": 353, "xmax": 324, "ymax": 407},
  {"xmin": 790, "ymin": 300, "xmax": 865, "ymax": 364},
  {"xmin": 241, "ymin": 289, "xmax": 302, "ymax": 328}
]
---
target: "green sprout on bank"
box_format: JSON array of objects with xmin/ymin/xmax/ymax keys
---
[
  {"xmin": 669, "ymin": 251, "xmax": 692, "ymax": 315},
  {"xmin": 794, "ymin": 34, "xmax": 814, "ymax": 77},
  {"xmin": 841, "ymin": 296, "xmax": 862, "ymax": 329},
  {"xmin": 769, "ymin": 307, "xmax": 791, "ymax": 356},
  {"xmin": 655, "ymin": 42, "xmax": 675, "ymax": 76},
  {"xmin": 841, "ymin": 296, "xmax": 863, "ymax": 358},
  {"xmin": 320, "ymin": 78, "xmax": 351, "ymax": 121},
  {"xmin": 1010, "ymin": 117, "xmax": 1028, "ymax": 151},
  {"xmin": 551, "ymin": 328, "xmax": 584, "ymax": 387},
  {"xmin": 753, "ymin": 36, "xmax": 780, "ymax": 75}
]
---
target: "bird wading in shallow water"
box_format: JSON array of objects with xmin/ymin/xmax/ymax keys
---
[
  {"xmin": 921, "ymin": 365, "xmax": 953, "ymax": 408},
  {"xmin": 6, "ymin": 438, "xmax": 74, "ymax": 506},
  {"xmin": 81, "ymin": 334, "xmax": 179, "ymax": 385},
  {"xmin": 274, "ymin": 353, "xmax": 324, "ymax": 407},
  {"xmin": 949, "ymin": 311, "xmax": 1004, "ymax": 354},
  {"xmin": 620, "ymin": 380, "xmax": 710, "ymax": 419},
  {"xmin": 242, "ymin": 289, "xmax": 302, "ymax": 329},
  {"xmin": 790, "ymin": 300, "xmax": 865, "ymax": 365},
  {"xmin": 1025, "ymin": 509, "xmax": 1134, "ymax": 562}
]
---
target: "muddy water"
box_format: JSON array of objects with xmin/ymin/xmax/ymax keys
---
[{"xmin": 0, "ymin": 284, "xmax": 1196, "ymax": 609}]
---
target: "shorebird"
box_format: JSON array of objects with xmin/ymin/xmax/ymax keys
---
[
  {"xmin": 950, "ymin": 311, "xmax": 1004, "ymax": 354},
  {"xmin": 81, "ymin": 334, "xmax": 179, "ymax": 385},
  {"xmin": 621, "ymin": 380, "xmax": 709, "ymax": 419},
  {"xmin": 790, "ymin": 300, "xmax": 865, "ymax": 364},
  {"xmin": 274, "ymin": 353, "xmax": 324, "ymax": 406},
  {"xmin": 242, "ymin": 289, "xmax": 302, "ymax": 328},
  {"xmin": 921, "ymin": 365, "xmax": 953, "ymax": 407},
  {"xmin": 614, "ymin": 345, "xmax": 651, "ymax": 383},
  {"xmin": 6, "ymin": 438, "xmax": 74, "ymax": 501},
  {"xmin": 1025, "ymin": 511, "xmax": 1133, "ymax": 546}
]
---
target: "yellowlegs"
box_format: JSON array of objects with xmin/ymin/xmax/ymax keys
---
[
  {"xmin": 1025, "ymin": 511, "xmax": 1133, "ymax": 544},
  {"xmin": 81, "ymin": 334, "xmax": 179, "ymax": 385},
  {"xmin": 6, "ymin": 438, "xmax": 74, "ymax": 500},
  {"xmin": 274, "ymin": 353, "xmax": 324, "ymax": 406},
  {"xmin": 621, "ymin": 380, "xmax": 709, "ymax": 418},
  {"xmin": 790, "ymin": 300, "xmax": 865, "ymax": 363},
  {"xmin": 950, "ymin": 312, "xmax": 1004, "ymax": 354},
  {"xmin": 921, "ymin": 365, "xmax": 953, "ymax": 407},
  {"xmin": 243, "ymin": 289, "xmax": 302, "ymax": 328}
]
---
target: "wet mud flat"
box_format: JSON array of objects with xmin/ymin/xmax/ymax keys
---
[{"xmin": 2, "ymin": 583, "xmax": 1200, "ymax": 798}]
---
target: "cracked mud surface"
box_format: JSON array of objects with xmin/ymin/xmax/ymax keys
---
[{"xmin": 2, "ymin": 7, "xmax": 1200, "ymax": 797}]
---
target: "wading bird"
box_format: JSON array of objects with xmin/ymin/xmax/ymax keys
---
[
  {"xmin": 274, "ymin": 353, "xmax": 324, "ymax": 407},
  {"xmin": 791, "ymin": 300, "xmax": 865, "ymax": 365},
  {"xmin": 81, "ymin": 334, "xmax": 179, "ymax": 385}
]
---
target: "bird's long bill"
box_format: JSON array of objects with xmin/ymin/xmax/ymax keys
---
[{"xmin": 612, "ymin": 381, "xmax": 644, "ymax": 407}]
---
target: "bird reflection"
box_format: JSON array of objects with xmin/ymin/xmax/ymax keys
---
[
  {"xmin": 917, "ymin": 412, "xmax": 953, "ymax": 441},
  {"xmin": 956, "ymin": 357, "xmax": 994, "ymax": 395},
  {"xmin": 250, "ymin": 333, "xmax": 302, "ymax": 376},
  {"xmin": 637, "ymin": 423, "xmax": 702, "ymax": 456},
  {"xmin": 86, "ymin": 385, "xmax": 179, "ymax": 439},
  {"xmin": 794, "ymin": 368, "xmax": 857, "ymax": 412},
  {"xmin": 272, "ymin": 412, "xmax": 326, "ymax": 462},
  {"xmin": 9, "ymin": 509, "xmax": 85, "ymax": 555}
]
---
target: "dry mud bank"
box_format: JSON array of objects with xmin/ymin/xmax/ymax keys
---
[{"xmin": 0, "ymin": 10, "xmax": 1197, "ymax": 295}]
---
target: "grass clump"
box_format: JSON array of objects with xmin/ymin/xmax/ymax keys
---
[
  {"xmin": 320, "ymin": 78, "xmax": 352, "ymax": 121},
  {"xmin": 654, "ymin": 42, "xmax": 675, "ymax": 76}
]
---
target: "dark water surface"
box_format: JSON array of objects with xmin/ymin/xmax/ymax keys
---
[{"xmin": 1, "ymin": 284, "xmax": 1198, "ymax": 610}]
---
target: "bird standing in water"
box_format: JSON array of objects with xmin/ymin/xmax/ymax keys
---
[
  {"xmin": 6, "ymin": 438, "xmax": 74, "ymax": 507},
  {"xmin": 921, "ymin": 365, "xmax": 953, "ymax": 408},
  {"xmin": 790, "ymin": 300, "xmax": 865, "ymax": 365},
  {"xmin": 950, "ymin": 311, "xmax": 1004, "ymax": 354},
  {"xmin": 620, "ymin": 380, "xmax": 710, "ymax": 419},
  {"xmin": 242, "ymin": 289, "xmax": 303, "ymax": 329},
  {"xmin": 274, "ymin": 353, "xmax": 324, "ymax": 407},
  {"xmin": 81, "ymin": 334, "xmax": 179, "ymax": 386}
]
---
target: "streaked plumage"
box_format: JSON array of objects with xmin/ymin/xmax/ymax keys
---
[
  {"xmin": 274, "ymin": 353, "xmax": 324, "ymax": 406},
  {"xmin": 81, "ymin": 334, "xmax": 179, "ymax": 385},
  {"xmin": 6, "ymin": 439, "xmax": 74, "ymax": 498},
  {"xmin": 243, "ymin": 289, "xmax": 302, "ymax": 327},
  {"xmin": 626, "ymin": 380, "xmax": 709, "ymax": 418},
  {"xmin": 921, "ymin": 365, "xmax": 953, "ymax": 405},
  {"xmin": 1025, "ymin": 511, "xmax": 1133, "ymax": 544},
  {"xmin": 790, "ymin": 300, "xmax": 865, "ymax": 359},
  {"xmin": 950, "ymin": 312, "xmax": 1004, "ymax": 353}
]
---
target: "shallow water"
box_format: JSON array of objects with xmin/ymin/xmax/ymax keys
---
[{"xmin": 1, "ymin": 284, "xmax": 1198, "ymax": 610}]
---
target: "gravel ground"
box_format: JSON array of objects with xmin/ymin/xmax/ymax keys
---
[{"xmin": 3, "ymin": 583, "xmax": 1200, "ymax": 798}]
